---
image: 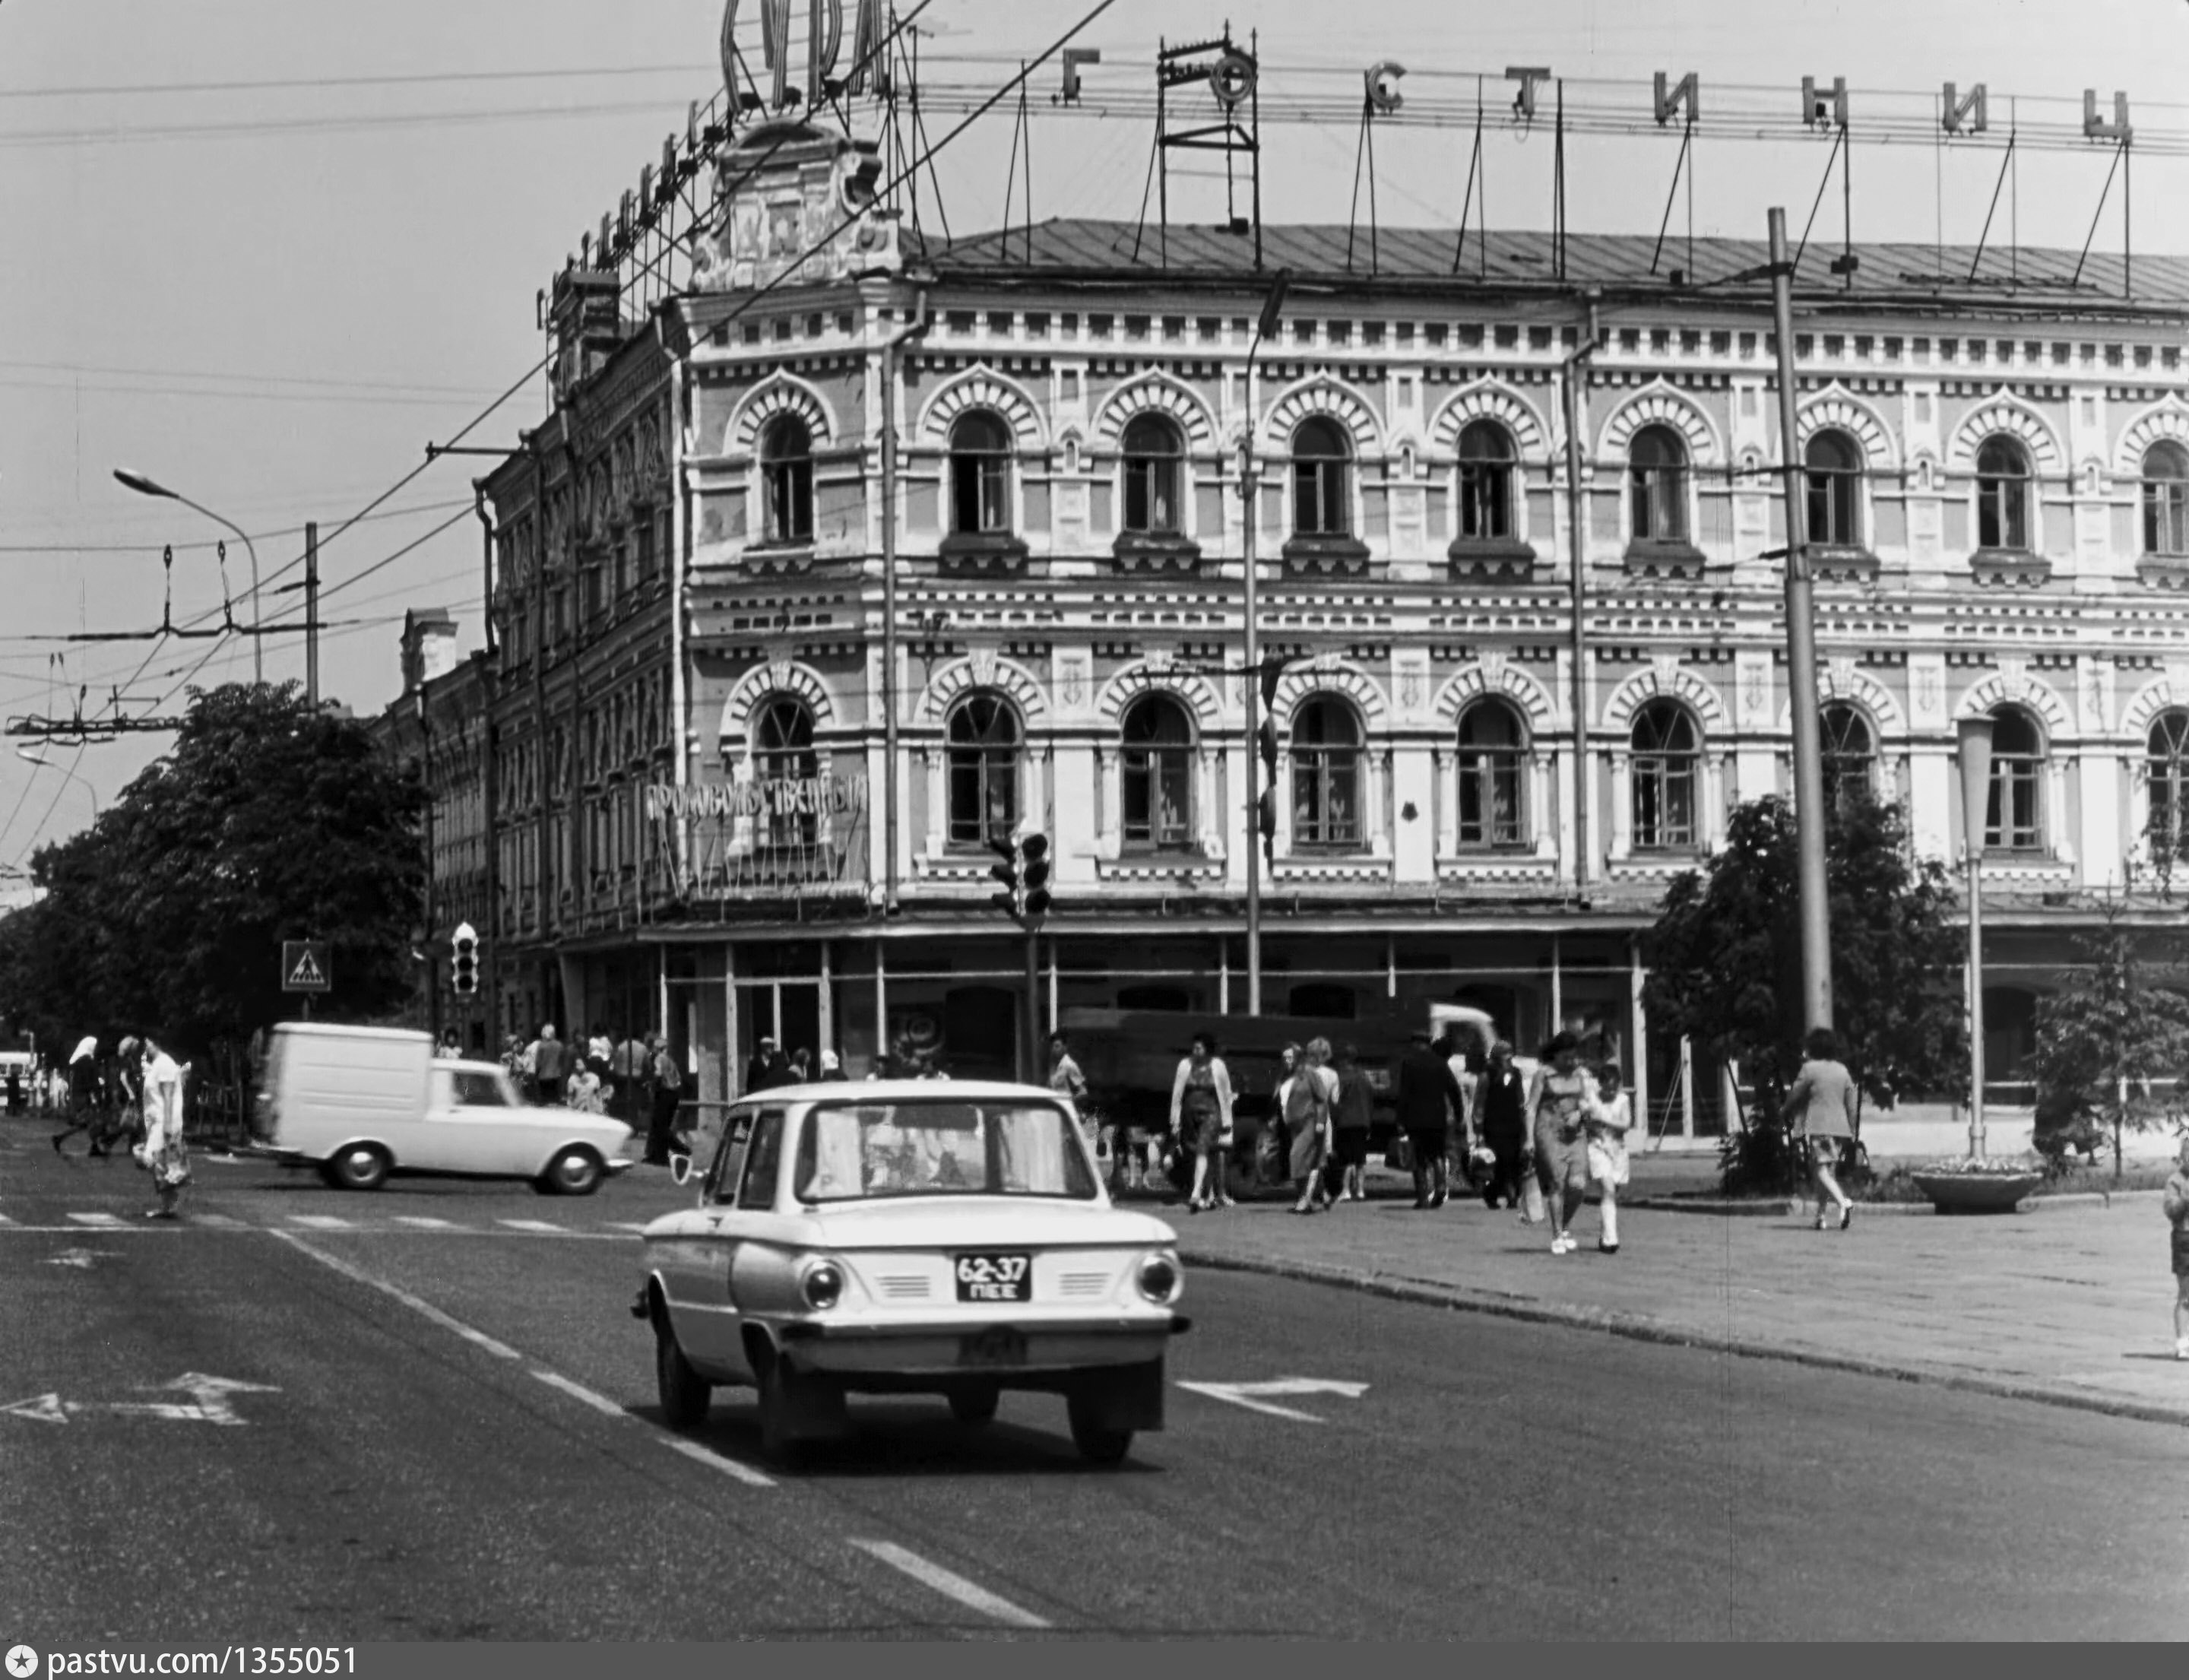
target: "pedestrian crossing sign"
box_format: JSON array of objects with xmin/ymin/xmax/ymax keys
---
[{"xmin": 281, "ymin": 940, "xmax": 331, "ymax": 993}]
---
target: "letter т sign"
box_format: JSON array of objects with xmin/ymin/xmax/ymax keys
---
[{"xmin": 281, "ymin": 940, "xmax": 332, "ymax": 994}]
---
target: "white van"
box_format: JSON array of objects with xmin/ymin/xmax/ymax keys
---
[{"xmin": 256, "ymin": 1022, "xmax": 634, "ymax": 1195}]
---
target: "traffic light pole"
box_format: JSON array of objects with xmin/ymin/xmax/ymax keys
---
[{"xmin": 1023, "ymin": 924, "xmax": 1041, "ymax": 1086}]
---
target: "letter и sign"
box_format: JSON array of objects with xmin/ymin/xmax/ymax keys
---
[{"xmin": 281, "ymin": 940, "xmax": 332, "ymax": 994}]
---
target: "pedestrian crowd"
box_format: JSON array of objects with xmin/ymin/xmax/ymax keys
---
[
  {"xmin": 43, "ymin": 1032, "xmax": 192, "ymax": 1220},
  {"xmin": 498, "ymin": 1022, "xmax": 686, "ymax": 1165}
]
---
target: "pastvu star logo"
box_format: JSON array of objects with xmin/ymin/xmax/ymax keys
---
[{"xmin": 6, "ymin": 1645, "xmax": 39, "ymax": 1679}]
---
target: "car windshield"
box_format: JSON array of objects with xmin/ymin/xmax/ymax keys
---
[{"xmin": 792, "ymin": 1099, "xmax": 1098, "ymax": 1203}]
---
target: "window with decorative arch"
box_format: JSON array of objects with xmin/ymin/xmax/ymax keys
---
[
  {"xmin": 1456, "ymin": 420, "xmax": 1517, "ymax": 543},
  {"xmin": 1805, "ymin": 430, "xmax": 1863, "ymax": 548},
  {"xmin": 1291, "ymin": 417, "xmax": 1353, "ymax": 537},
  {"xmin": 759, "ymin": 415, "xmax": 814, "ymax": 545},
  {"xmin": 2143, "ymin": 442, "xmax": 2189, "ymax": 557},
  {"xmin": 1820, "ymin": 702, "xmax": 1876, "ymax": 812},
  {"xmin": 1630, "ymin": 699, "xmax": 1700, "ymax": 851},
  {"xmin": 1455, "ymin": 698, "xmax": 1527, "ymax": 848},
  {"xmin": 1120, "ymin": 694, "xmax": 1195, "ymax": 850},
  {"xmin": 946, "ymin": 690, "xmax": 1020, "ymax": 848},
  {"xmin": 1983, "ymin": 705, "xmax": 2046, "ymax": 851},
  {"xmin": 1975, "ymin": 436, "xmax": 2032, "ymax": 551},
  {"xmin": 1291, "ymin": 696, "xmax": 1364, "ymax": 851},
  {"xmin": 1627, "ymin": 424, "xmax": 1689, "ymax": 544},
  {"xmin": 948, "ymin": 411, "xmax": 1013, "ymax": 536},
  {"xmin": 2147, "ymin": 708, "xmax": 2189, "ymax": 858},
  {"xmin": 1121, "ymin": 414, "xmax": 1186, "ymax": 536},
  {"xmin": 749, "ymin": 696, "xmax": 819, "ymax": 848}
]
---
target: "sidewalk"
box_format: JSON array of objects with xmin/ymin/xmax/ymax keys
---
[{"xmin": 1165, "ymin": 1174, "xmax": 2189, "ymax": 1428}]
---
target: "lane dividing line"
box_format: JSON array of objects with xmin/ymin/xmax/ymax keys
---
[
  {"xmin": 270, "ymin": 1230, "xmax": 522, "ymax": 1361},
  {"xmin": 268, "ymin": 1230, "xmax": 778, "ymax": 1488},
  {"xmin": 661, "ymin": 1434, "xmax": 776, "ymax": 1488},
  {"xmin": 846, "ymin": 1539, "xmax": 1052, "ymax": 1631},
  {"xmin": 531, "ymin": 1369, "xmax": 628, "ymax": 1418}
]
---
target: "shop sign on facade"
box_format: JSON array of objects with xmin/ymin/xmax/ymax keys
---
[{"xmin": 644, "ymin": 774, "xmax": 867, "ymax": 823}]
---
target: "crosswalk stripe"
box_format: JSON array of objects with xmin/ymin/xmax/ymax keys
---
[
  {"xmin": 607, "ymin": 1222, "xmax": 651, "ymax": 1234},
  {"xmin": 192, "ymin": 1214, "xmax": 246, "ymax": 1228},
  {"xmin": 496, "ymin": 1219, "xmax": 562, "ymax": 1233},
  {"xmin": 287, "ymin": 1215, "xmax": 354, "ymax": 1230},
  {"xmin": 67, "ymin": 1212, "xmax": 125, "ymax": 1226},
  {"xmin": 0, "ymin": 1212, "xmax": 15, "ymax": 1225},
  {"xmin": 392, "ymin": 1216, "xmax": 457, "ymax": 1229}
]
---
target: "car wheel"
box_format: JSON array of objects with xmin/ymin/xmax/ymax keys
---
[
  {"xmin": 947, "ymin": 1383, "xmax": 1000, "ymax": 1425},
  {"xmin": 325, "ymin": 1144, "xmax": 391, "ymax": 1192},
  {"xmin": 540, "ymin": 1146, "xmax": 603, "ymax": 1197},
  {"xmin": 1066, "ymin": 1390, "xmax": 1133, "ymax": 1466},
  {"xmin": 654, "ymin": 1318, "xmax": 712, "ymax": 1431}
]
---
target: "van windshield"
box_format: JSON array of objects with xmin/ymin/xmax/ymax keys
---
[{"xmin": 791, "ymin": 1099, "xmax": 1098, "ymax": 1203}]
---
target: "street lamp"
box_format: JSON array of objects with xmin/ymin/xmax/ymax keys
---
[
  {"xmin": 112, "ymin": 468, "xmax": 262, "ymax": 684},
  {"xmin": 1239, "ymin": 269, "xmax": 1290, "ymax": 1017},
  {"xmin": 1955, "ymin": 712, "xmax": 1997, "ymax": 1160},
  {"xmin": 15, "ymin": 747, "xmax": 100, "ymax": 822}
]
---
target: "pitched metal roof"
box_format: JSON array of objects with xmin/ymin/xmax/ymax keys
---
[{"xmin": 907, "ymin": 218, "xmax": 2189, "ymax": 316}]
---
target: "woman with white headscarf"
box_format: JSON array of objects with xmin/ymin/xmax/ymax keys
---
[{"xmin": 49, "ymin": 1037, "xmax": 104, "ymax": 1158}]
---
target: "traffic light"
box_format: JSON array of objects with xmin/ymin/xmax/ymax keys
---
[
  {"xmin": 1256, "ymin": 653, "xmax": 1284, "ymax": 867},
  {"xmin": 987, "ymin": 836, "xmax": 1020, "ymax": 921},
  {"xmin": 1020, "ymin": 833, "xmax": 1051, "ymax": 919},
  {"xmin": 451, "ymin": 922, "xmax": 479, "ymax": 997}
]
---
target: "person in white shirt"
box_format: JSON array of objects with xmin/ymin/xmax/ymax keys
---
[
  {"xmin": 140, "ymin": 1038, "xmax": 188, "ymax": 1220},
  {"xmin": 1582, "ymin": 1057, "xmax": 1633, "ymax": 1254}
]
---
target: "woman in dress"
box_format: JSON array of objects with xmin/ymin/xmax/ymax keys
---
[
  {"xmin": 1531, "ymin": 1032, "xmax": 1597, "ymax": 1255},
  {"xmin": 1329, "ymin": 1042, "xmax": 1375, "ymax": 1204},
  {"xmin": 1167, "ymin": 1032, "xmax": 1236, "ymax": 1213},
  {"xmin": 1285, "ymin": 1038, "xmax": 1339, "ymax": 1215},
  {"xmin": 1583, "ymin": 1057, "xmax": 1633, "ymax": 1254},
  {"xmin": 138, "ymin": 1037, "xmax": 189, "ymax": 1221},
  {"xmin": 1782, "ymin": 1026, "xmax": 1858, "ymax": 1230}
]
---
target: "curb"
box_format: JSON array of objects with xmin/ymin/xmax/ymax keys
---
[{"xmin": 1180, "ymin": 1247, "xmax": 2189, "ymax": 1431}]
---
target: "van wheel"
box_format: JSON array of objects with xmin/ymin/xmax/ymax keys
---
[
  {"xmin": 540, "ymin": 1147, "xmax": 603, "ymax": 1197},
  {"xmin": 655, "ymin": 1318, "xmax": 712, "ymax": 1430},
  {"xmin": 325, "ymin": 1144, "xmax": 391, "ymax": 1192}
]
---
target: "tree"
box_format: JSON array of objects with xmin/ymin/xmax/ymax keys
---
[
  {"xmin": 0, "ymin": 683, "xmax": 425, "ymax": 1057},
  {"xmin": 1643, "ymin": 790, "xmax": 1969, "ymax": 1188},
  {"xmin": 2029, "ymin": 872, "xmax": 2189, "ymax": 1179}
]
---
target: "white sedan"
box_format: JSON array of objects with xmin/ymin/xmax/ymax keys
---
[{"xmin": 632, "ymin": 1081, "xmax": 1190, "ymax": 1465}]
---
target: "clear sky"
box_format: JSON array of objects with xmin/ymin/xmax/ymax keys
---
[{"xmin": 1, "ymin": 0, "xmax": 2184, "ymax": 875}]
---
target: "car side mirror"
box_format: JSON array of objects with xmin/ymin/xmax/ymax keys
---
[{"xmin": 670, "ymin": 1153, "xmax": 695, "ymax": 1187}]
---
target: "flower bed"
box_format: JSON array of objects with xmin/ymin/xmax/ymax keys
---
[{"xmin": 1906, "ymin": 1155, "xmax": 2045, "ymax": 1214}]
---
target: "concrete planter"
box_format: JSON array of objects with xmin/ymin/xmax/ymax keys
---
[{"xmin": 1912, "ymin": 1171, "xmax": 2043, "ymax": 1214}]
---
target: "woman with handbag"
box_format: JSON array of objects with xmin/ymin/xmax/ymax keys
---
[
  {"xmin": 1167, "ymin": 1032, "xmax": 1236, "ymax": 1213},
  {"xmin": 1532, "ymin": 1032, "xmax": 1598, "ymax": 1255},
  {"xmin": 1781, "ymin": 1027, "xmax": 1858, "ymax": 1231}
]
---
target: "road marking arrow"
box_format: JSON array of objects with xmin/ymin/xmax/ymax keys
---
[
  {"xmin": 43, "ymin": 1248, "xmax": 116, "ymax": 1270},
  {"xmin": 2, "ymin": 1373, "xmax": 279, "ymax": 1426},
  {"xmin": 1175, "ymin": 1377, "xmax": 1370, "ymax": 1423}
]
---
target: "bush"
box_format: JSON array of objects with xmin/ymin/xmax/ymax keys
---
[{"xmin": 1717, "ymin": 1103, "xmax": 1803, "ymax": 1196}]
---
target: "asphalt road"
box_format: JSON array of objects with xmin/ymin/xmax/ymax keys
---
[{"xmin": 4, "ymin": 1120, "xmax": 2185, "ymax": 1641}]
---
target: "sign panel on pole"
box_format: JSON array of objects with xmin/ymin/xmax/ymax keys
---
[{"xmin": 280, "ymin": 940, "xmax": 331, "ymax": 994}]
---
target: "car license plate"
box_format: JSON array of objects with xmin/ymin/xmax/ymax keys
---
[
  {"xmin": 958, "ymin": 1324, "xmax": 1028, "ymax": 1368},
  {"xmin": 955, "ymin": 1251, "xmax": 1031, "ymax": 1304}
]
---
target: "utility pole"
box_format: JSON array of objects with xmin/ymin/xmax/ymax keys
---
[
  {"xmin": 304, "ymin": 522, "xmax": 320, "ymax": 707},
  {"xmin": 1560, "ymin": 299, "xmax": 1600, "ymax": 899},
  {"xmin": 879, "ymin": 287, "xmax": 931, "ymax": 916},
  {"xmin": 1768, "ymin": 206, "xmax": 1835, "ymax": 1032},
  {"xmin": 1240, "ymin": 273, "xmax": 1290, "ymax": 1016}
]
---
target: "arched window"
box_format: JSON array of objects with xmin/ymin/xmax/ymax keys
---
[
  {"xmin": 1805, "ymin": 430, "xmax": 1862, "ymax": 547},
  {"xmin": 1120, "ymin": 694, "xmax": 1194, "ymax": 850},
  {"xmin": 2143, "ymin": 442, "xmax": 2189, "ymax": 556},
  {"xmin": 1291, "ymin": 418, "xmax": 1352, "ymax": 537},
  {"xmin": 2147, "ymin": 709, "xmax": 2189, "ymax": 856},
  {"xmin": 1121, "ymin": 414, "xmax": 1185, "ymax": 536},
  {"xmin": 1290, "ymin": 696, "xmax": 1362, "ymax": 851},
  {"xmin": 1820, "ymin": 702, "xmax": 1875, "ymax": 810},
  {"xmin": 949, "ymin": 411, "xmax": 1013, "ymax": 537},
  {"xmin": 1984, "ymin": 705, "xmax": 2045, "ymax": 851},
  {"xmin": 946, "ymin": 691, "xmax": 1019, "ymax": 848},
  {"xmin": 1456, "ymin": 699, "xmax": 1527, "ymax": 848},
  {"xmin": 1456, "ymin": 420, "xmax": 1516, "ymax": 542},
  {"xmin": 750, "ymin": 696, "xmax": 818, "ymax": 848},
  {"xmin": 1630, "ymin": 700, "xmax": 1700, "ymax": 851},
  {"xmin": 1976, "ymin": 436, "xmax": 2032, "ymax": 551},
  {"xmin": 1628, "ymin": 424, "xmax": 1688, "ymax": 543},
  {"xmin": 759, "ymin": 416, "xmax": 813, "ymax": 545}
]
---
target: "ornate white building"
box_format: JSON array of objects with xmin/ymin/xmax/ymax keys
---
[{"xmin": 435, "ymin": 117, "xmax": 2189, "ymax": 1133}]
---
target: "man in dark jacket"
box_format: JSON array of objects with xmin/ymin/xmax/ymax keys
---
[
  {"xmin": 1394, "ymin": 1029, "xmax": 1468, "ymax": 1209},
  {"xmin": 745, "ymin": 1036, "xmax": 791, "ymax": 1094}
]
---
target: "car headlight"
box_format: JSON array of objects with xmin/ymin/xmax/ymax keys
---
[
  {"xmin": 1136, "ymin": 1250, "xmax": 1182, "ymax": 1304},
  {"xmin": 799, "ymin": 1259, "xmax": 845, "ymax": 1311}
]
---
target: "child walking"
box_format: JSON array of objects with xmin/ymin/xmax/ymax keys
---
[{"xmin": 1584, "ymin": 1057, "xmax": 1633, "ymax": 1254}]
